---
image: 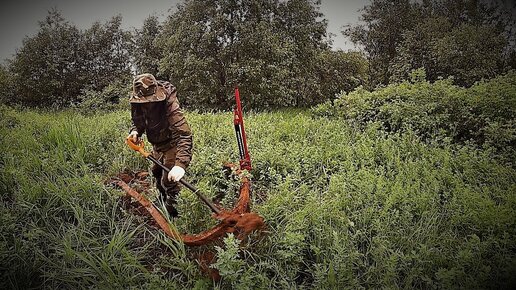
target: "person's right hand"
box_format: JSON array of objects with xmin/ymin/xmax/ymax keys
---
[{"xmin": 127, "ymin": 130, "xmax": 139, "ymax": 143}]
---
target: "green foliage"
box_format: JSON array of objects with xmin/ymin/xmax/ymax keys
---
[
  {"xmin": 211, "ymin": 233, "xmax": 269, "ymax": 289},
  {"xmin": 432, "ymin": 23, "xmax": 506, "ymax": 86},
  {"xmin": 343, "ymin": 0, "xmax": 417, "ymax": 87},
  {"xmin": 212, "ymin": 234, "xmax": 245, "ymax": 283},
  {"xmin": 392, "ymin": 18, "xmax": 506, "ymax": 86},
  {"xmin": 1, "ymin": 100, "xmax": 515, "ymax": 288},
  {"xmin": 8, "ymin": 9, "xmax": 83, "ymax": 107},
  {"xmin": 0, "ymin": 64, "xmax": 9, "ymax": 103},
  {"xmin": 74, "ymin": 80, "xmax": 132, "ymax": 113},
  {"xmin": 132, "ymin": 15, "xmax": 163, "ymax": 77},
  {"xmin": 0, "ymin": 106, "xmax": 198, "ymax": 289},
  {"xmin": 80, "ymin": 15, "xmax": 133, "ymax": 91},
  {"xmin": 7, "ymin": 9, "xmax": 132, "ymax": 108},
  {"xmin": 318, "ymin": 50, "xmax": 369, "ymax": 99},
  {"xmin": 156, "ymin": 0, "xmax": 362, "ymax": 110},
  {"xmin": 313, "ymin": 71, "xmax": 516, "ymax": 164},
  {"xmin": 1, "ymin": 2, "xmax": 370, "ymax": 110},
  {"xmin": 345, "ymin": 0, "xmax": 514, "ymax": 87}
]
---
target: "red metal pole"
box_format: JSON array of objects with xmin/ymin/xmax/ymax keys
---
[{"xmin": 234, "ymin": 87, "xmax": 252, "ymax": 170}]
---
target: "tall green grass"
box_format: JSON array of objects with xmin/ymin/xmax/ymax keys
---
[{"xmin": 1, "ymin": 105, "xmax": 515, "ymax": 289}]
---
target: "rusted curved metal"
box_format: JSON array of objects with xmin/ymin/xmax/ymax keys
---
[{"xmin": 116, "ymin": 175, "xmax": 263, "ymax": 246}]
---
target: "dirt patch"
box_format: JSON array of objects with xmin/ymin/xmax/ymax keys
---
[
  {"xmin": 119, "ymin": 194, "xmax": 160, "ymax": 228},
  {"xmin": 111, "ymin": 170, "xmax": 151, "ymax": 193},
  {"xmin": 111, "ymin": 171, "xmax": 160, "ymax": 228},
  {"xmin": 117, "ymin": 172, "xmax": 134, "ymax": 184}
]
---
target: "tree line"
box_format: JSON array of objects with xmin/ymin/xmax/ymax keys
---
[
  {"xmin": 0, "ymin": 0, "xmax": 514, "ymax": 110},
  {"xmin": 2, "ymin": 11, "xmax": 132, "ymax": 108},
  {"xmin": 344, "ymin": 0, "xmax": 516, "ymax": 88}
]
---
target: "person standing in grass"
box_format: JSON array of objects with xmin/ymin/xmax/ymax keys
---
[{"xmin": 127, "ymin": 73, "xmax": 193, "ymax": 218}]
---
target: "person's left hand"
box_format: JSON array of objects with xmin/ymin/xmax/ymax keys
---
[{"xmin": 168, "ymin": 166, "xmax": 185, "ymax": 182}]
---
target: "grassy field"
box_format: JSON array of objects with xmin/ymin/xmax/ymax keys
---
[{"xmin": 1, "ymin": 105, "xmax": 515, "ymax": 289}]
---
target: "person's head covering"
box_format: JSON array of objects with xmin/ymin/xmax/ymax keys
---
[{"xmin": 130, "ymin": 73, "xmax": 167, "ymax": 103}]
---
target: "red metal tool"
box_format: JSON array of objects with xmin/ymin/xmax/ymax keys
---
[{"xmin": 234, "ymin": 87, "xmax": 252, "ymax": 171}]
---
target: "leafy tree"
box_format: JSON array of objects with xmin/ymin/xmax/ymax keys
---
[
  {"xmin": 343, "ymin": 0, "xmax": 416, "ymax": 88},
  {"xmin": 317, "ymin": 50, "xmax": 368, "ymax": 98},
  {"xmin": 157, "ymin": 0, "xmax": 335, "ymax": 109},
  {"xmin": 275, "ymin": 0, "xmax": 329, "ymax": 106},
  {"xmin": 432, "ymin": 23, "xmax": 506, "ymax": 86},
  {"xmin": 389, "ymin": 17, "xmax": 452, "ymax": 84},
  {"xmin": 391, "ymin": 18, "xmax": 507, "ymax": 86},
  {"xmin": 424, "ymin": 0, "xmax": 490, "ymax": 25},
  {"xmin": 80, "ymin": 15, "xmax": 132, "ymax": 92},
  {"xmin": 9, "ymin": 9, "xmax": 82, "ymax": 107},
  {"xmin": 345, "ymin": 0, "xmax": 513, "ymax": 87},
  {"xmin": 132, "ymin": 15, "xmax": 163, "ymax": 77},
  {"xmin": 156, "ymin": 0, "xmax": 232, "ymax": 108},
  {"xmin": 8, "ymin": 9, "xmax": 131, "ymax": 107},
  {"xmin": 0, "ymin": 64, "xmax": 10, "ymax": 104}
]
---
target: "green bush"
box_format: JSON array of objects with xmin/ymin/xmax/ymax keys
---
[
  {"xmin": 313, "ymin": 70, "xmax": 516, "ymax": 164},
  {"xmin": 74, "ymin": 81, "xmax": 132, "ymax": 113}
]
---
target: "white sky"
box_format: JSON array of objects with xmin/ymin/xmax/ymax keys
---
[{"xmin": 0, "ymin": 0, "xmax": 368, "ymax": 63}]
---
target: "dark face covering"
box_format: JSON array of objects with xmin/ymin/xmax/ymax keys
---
[{"xmin": 131, "ymin": 100, "xmax": 171, "ymax": 145}]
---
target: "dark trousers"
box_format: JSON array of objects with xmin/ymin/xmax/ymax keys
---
[{"xmin": 151, "ymin": 147, "xmax": 180, "ymax": 216}]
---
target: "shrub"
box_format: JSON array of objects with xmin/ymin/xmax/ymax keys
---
[
  {"xmin": 74, "ymin": 81, "xmax": 131, "ymax": 113},
  {"xmin": 313, "ymin": 70, "xmax": 516, "ymax": 164}
]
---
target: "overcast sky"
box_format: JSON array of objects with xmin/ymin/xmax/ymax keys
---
[{"xmin": 0, "ymin": 0, "xmax": 366, "ymax": 63}]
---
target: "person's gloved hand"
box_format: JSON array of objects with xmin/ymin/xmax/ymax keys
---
[
  {"xmin": 168, "ymin": 166, "xmax": 185, "ymax": 182},
  {"xmin": 127, "ymin": 130, "xmax": 139, "ymax": 143}
]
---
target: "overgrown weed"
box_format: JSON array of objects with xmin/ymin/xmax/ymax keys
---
[{"xmin": 0, "ymin": 105, "xmax": 514, "ymax": 289}]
